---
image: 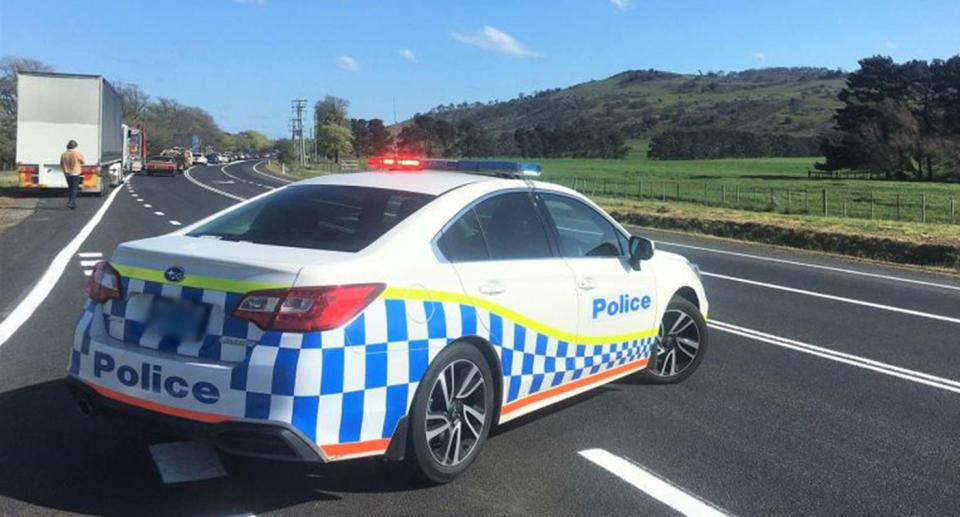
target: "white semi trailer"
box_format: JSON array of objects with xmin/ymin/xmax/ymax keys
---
[{"xmin": 16, "ymin": 72, "xmax": 125, "ymax": 196}]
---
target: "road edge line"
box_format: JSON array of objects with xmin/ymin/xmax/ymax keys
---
[
  {"xmin": 251, "ymin": 160, "xmax": 292, "ymax": 184},
  {"xmin": 0, "ymin": 184, "xmax": 124, "ymax": 347}
]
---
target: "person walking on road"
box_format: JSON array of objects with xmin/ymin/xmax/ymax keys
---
[{"xmin": 60, "ymin": 140, "xmax": 84, "ymax": 209}]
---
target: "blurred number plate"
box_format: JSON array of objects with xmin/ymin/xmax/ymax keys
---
[{"xmin": 148, "ymin": 298, "xmax": 209, "ymax": 342}]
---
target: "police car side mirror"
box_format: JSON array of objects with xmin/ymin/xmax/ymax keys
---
[{"xmin": 628, "ymin": 236, "xmax": 654, "ymax": 271}]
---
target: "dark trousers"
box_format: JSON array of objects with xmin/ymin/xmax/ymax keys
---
[{"xmin": 64, "ymin": 174, "xmax": 80, "ymax": 207}]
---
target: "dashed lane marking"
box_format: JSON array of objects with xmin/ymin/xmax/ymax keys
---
[
  {"xmin": 144, "ymin": 204, "xmax": 152, "ymax": 208},
  {"xmin": 0, "ymin": 186, "xmax": 123, "ymax": 347},
  {"xmin": 149, "ymin": 441, "xmax": 227, "ymax": 484},
  {"xmin": 184, "ymin": 167, "xmax": 245, "ymax": 201},
  {"xmin": 579, "ymin": 449, "xmax": 729, "ymax": 517},
  {"xmin": 153, "ymin": 211, "xmax": 165, "ymax": 216},
  {"xmin": 169, "ymin": 220, "xmax": 182, "ymax": 226},
  {"xmin": 77, "ymin": 252, "xmax": 102, "ymax": 258}
]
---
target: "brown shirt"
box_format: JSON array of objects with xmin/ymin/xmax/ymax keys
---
[{"xmin": 60, "ymin": 150, "xmax": 85, "ymax": 176}]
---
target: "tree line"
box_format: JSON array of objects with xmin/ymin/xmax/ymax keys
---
[
  {"xmin": 1, "ymin": 55, "xmax": 267, "ymax": 169},
  {"xmin": 648, "ymin": 129, "xmax": 819, "ymax": 159},
  {"xmin": 817, "ymin": 55, "xmax": 960, "ymax": 180}
]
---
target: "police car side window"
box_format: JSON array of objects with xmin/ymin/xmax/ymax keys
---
[
  {"xmin": 473, "ymin": 192, "xmax": 553, "ymax": 260},
  {"xmin": 541, "ymin": 194, "xmax": 623, "ymax": 258},
  {"xmin": 438, "ymin": 209, "xmax": 489, "ymax": 262}
]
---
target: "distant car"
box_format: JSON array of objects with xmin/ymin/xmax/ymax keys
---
[
  {"xmin": 144, "ymin": 156, "xmax": 180, "ymax": 176},
  {"xmin": 206, "ymin": 154, "xmax": 220, "ymax": 165},
  {"xmin": 193, "ymin": 153, "xmax": 208, "ymax": 166}
]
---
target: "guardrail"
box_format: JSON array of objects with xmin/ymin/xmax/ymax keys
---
[{"xmin": 552, "ymin": 176, "xmax": 960, "ymax": 225}]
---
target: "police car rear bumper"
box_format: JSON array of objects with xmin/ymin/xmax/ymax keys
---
[{"xmin": 64, "ymin": 376, "xmax": 326, "ymax": 463}]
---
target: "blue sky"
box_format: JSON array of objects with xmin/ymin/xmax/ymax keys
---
[{"xmin": 3, "ymin": 0, "xmax": 958, "ymax": 138}]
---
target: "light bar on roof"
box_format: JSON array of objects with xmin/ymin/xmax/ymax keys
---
[{"xmin": 422, "ymin": 159, "xmax": 542, "ymax": 177}]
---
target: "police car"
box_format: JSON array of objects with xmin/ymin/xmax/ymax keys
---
[{"xmin": 67, "ymin": 157, "xmax": 708, "ymax": 482}]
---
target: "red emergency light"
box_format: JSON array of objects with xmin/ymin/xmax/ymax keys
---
[{"xmin": 368, "ymin": 156, "xmax": 423, "ymax": 171}]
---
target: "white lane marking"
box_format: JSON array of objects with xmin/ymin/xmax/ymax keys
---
[
  {"xmin": 135, "ymin": 198, "xmax": 143, "ymax": 202},
  {"xmin": 169, "ymin": 220, "xmax": 182, "ymax": 226},
  {"xmin": 710, "ymin": 320, "xmax": 960, "ymax": 394},
  {"xmin": 83, "ymin": 270, "xmax": 92, "ymax": 277},
  {"xmin": 149, "ymin": 441, "xmax": 226, "ymax": 484},
  {"xmin": 221, "ymin": 163, "xmax": 270, "ymax": 190},
  {"xmin": 212, "ymin": 180, "xmax": 236, "ymax": 184},
  {"xmin": 77, "ymin": 252, "xmax": 102, "ymax": 258},
  {"xmin": 184, "ymin": 167, "xmax": 246, "ymax": 201},
  {"xmin": 579, "ymin": 449, "xmax": 728, "ymax": 517},
  {"xmin": 153, "ymin": 211, "xmax": 165, "ymax": 216},
  {"xmin": 78, "ymin": 260, "xmax": 100, "ymax": 267},
  {"xmin": 252, "ymin": 159, "xmax": 292, "ymax": 184},
  {"xmin": 656, "ymin": 240, "xmax": 960, "ymax": 292},
  {"xmin": 144, "ymin": 204, "xmax": 152, "ymax": 208},
  {"xmin": 0, "ymin": 184, "xmax": 123, "ymax": 347},
  {"xmin": 702, "ymin": 271, "xmax": 960, "ymax": 325}
]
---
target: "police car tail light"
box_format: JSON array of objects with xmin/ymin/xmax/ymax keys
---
[
  {"xmin": 86, "ymin": 261, "xmax": 123, "ymax": 303},
  {"xmin": 234, "ymin": 283, "xmax": 385, "ymax": 332}
]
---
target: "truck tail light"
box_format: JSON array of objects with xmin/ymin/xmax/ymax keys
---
[
  {"xmin": 233, "ymin": 284, "xmax": 385, "ymax": 332},
  {"xmin": 86, "ymin": 262, "xmax": 123, "ymax": 303},
  {"xmin": 81, "ymin": 166, "xmax": 99, "ymax": 175},
  {"xmin": 18, "ymin": 165, "xmax": 38, "ymax": 184}
]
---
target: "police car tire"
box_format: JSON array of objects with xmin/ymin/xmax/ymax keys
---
[
  {"xmin": 637, "ymin": 297, "xmax": 708, "ymax": 384},
  {"xmin": 408, "ymin": 343, "xmax": 494, "ymax": 484}
]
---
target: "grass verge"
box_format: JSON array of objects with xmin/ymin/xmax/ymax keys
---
[
  {"xmin": 597, "ymin": 197, "xmax": 960, "ymax": 270},
  {"xmin": 264, "ymin": 161, "xmax": 337, "ymax": 180}
]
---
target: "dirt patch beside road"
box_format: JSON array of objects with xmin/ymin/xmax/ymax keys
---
[{"xmin": 0, "ymin": 197, "xmax": 39, "ymax": 234}]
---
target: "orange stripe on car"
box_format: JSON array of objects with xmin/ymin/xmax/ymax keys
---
[
  {"xmin": 85, "ymin": 381, "xmax": 234, "ymax": 424},
  {"xmin": 321, "ymin": 438, "xmax": 391, "ymax": 458},
  {"xmin": 501, "ymin": 357, "xmax": 649, "ymax": 416}
]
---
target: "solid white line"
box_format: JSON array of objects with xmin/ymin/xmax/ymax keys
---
[
  {"xmin": 77, "ymin": 252, "xmax": 102, "ymax": 258},
  {"xmin": 184, "ymin": 167, "xmax": 245, "ymax": 201},
  {"xmin": 0, "ymin": 184, "xmax": 123, "ymax": 347},
  {"xmin": 710, "ymin": 320, "xmax": 960, "ymax": 394},
  {"xmin": 78, "ymin": 260, "xmax": 100, "ymax": 267},
  {"xmin": 579, "ymin": 449, "xmax": 728, "ymax": 517},
  {"xmin": 252, "ymin": 159, "xmax": 293, "ymax": 184},
  {"xmin": 221, "ymin": 163, "xmax": 271, "ymax": 190},
  {"xmin": 656, "ymin": 240, "xmax": 960, "ymax": 292},
  {"xmin": 153, "ymin": 211, "xmax": 165, "ymax": 216},
  {"xmin": 169, "ymin": 220, "xmax": 182, "ymax": 226},
  {"xmin": 702, "ymin": 271, "xmax": 960, "ymax": 325}
]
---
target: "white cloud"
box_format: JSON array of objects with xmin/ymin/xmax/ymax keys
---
[
  {"xmin": 399, "ymin": 48, "xmax": 417, "ymax": 63},
  {"xmin": 233, "ymin": 0, "xmax": 267, "ymax": 6},
  {"xmin": 610, "ymin": 0, "xmax": 633, "ymax": 11},
  {"xmin": 336, "ymin": 55, "xmax": 360, "ymax": 72},
  {"xmin": 450, "ymin": 26, "xmax": 539, "ymax": 57},
  {"xmin": 753, "ymin": 52, "xmax": 766, "ymax": 61}
]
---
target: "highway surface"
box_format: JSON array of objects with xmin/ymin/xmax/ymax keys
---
[{"xmin": 0, "ymin": 161, "xmax": 958, "ymax": 516}]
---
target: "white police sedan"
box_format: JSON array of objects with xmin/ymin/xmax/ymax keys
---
[{"xmin": 67, "ymin": 158, "xmax": 708, "ymax": 482}]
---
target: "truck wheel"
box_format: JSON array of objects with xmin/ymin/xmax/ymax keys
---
[{"xmin": 408, "ymin": 343, "xmax": 494, "ymax": 484}]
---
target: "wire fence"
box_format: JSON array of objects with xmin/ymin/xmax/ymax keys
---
[{"xmin": 551, "ymin": 176, "xmax": 960, "ymax": 225}]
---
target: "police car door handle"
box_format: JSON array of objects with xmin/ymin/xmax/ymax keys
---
[
  {"xmin": 577, "ymin": 277, "xmax": 597, "ymax": 290},
  {"xmin": 478, "ymin": 281, "xmax": 506, "ymax": 295}
]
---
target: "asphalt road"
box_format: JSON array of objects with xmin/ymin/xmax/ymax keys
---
[{"xmin": 1, "ymin": 160, "xmax": 959, "ymax": 516}]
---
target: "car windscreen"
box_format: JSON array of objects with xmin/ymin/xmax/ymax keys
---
[{"xmin": 187, "ymin": 185, "xmax": 435, "ymax": 252}]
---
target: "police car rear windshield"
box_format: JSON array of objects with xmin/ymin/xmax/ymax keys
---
[{"xmin": 187, "ymin": 185, "xmax": 435, "ymax": 252}]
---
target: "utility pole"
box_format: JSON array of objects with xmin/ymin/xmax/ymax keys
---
[{"xmin": 290, "ymin": 99, "xmax": 307, "ymax": 166}]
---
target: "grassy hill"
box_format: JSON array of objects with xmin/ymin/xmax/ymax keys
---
[{"xmin": 397, "ymin": 67, "xmax": 846, "ymax": 142}]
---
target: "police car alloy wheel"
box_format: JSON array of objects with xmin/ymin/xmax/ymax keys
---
[
  {"xmin": 409, "ymin": 344, "xmax": 494, "ymax": 483},
  {"xmin": 640, "ymin": 298, "xmax": 708, "ymax": 383}
]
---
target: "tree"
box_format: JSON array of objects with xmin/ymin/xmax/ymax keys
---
[
  {"xmin": 274, "ymin": 138, "xmax": 297, "ymax": 164},
  {"xmin": 114, "ymin": 82, "xmax": 150, "ymax": 123},
  {"xmin": 317, "ymin": 123, "xmax": 353, "ymax": 162}
]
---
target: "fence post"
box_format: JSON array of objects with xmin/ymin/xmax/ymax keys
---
[
  {"xmin": 770, "ymin": 189, "xmax": 775, "ymax": 209},
  {"xmin": 638, "ymin": 178, "xmax": 643, "ymax": 199},
  {"xmin": 822, "ymin": 189, "xmax": 827, "ymax": 216},
  {"xmin": 804, "ymin": 189, "xmax": 808, "ymax": 213},
  {"xmin": 721, "ymin": 185, "xmax": 726, "ymax": 205},
  {"xmin": 676, "ymin": 183, "xmax": 680, "ymax": 201},
  {"xmin": 736, "ymin": 185, "xmax": 741, "ymax": 205},
  {"xmin": 921, "ymin": 194, "xmax": 926, "ymax": 223},
  {"xmin": 870, "ymin": 192, "xmax": 874, "ymax": 219},
  {"xmin": 787, "ymin": 190, "xmax": 791, "ymax": 213},
  {"xmin": 662, "ymin": 182, "xmax": 666, "ymax": 201},
  {"xmin": 896, "ymin": 194, "xmax": 901, "ymax": 220},
  {"xmin": 703, "ymin": 183, "xmax": 708, "ymax": 205},
  {"xmin": 842, "ymin": 197, "xmax": 847, "ymax": 217},
  {"xmin": 952, "ymin": 197, "xmax": 956, "ymax": 224}
]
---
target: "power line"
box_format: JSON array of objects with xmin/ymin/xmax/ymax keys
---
[{"xmin": 290, "ymin": 99, "xmax": 307, "ymax": 166}]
